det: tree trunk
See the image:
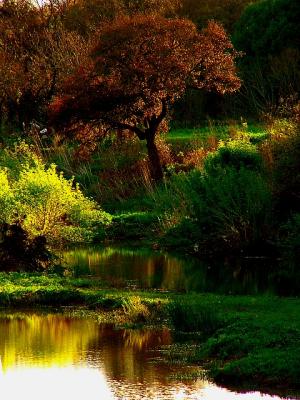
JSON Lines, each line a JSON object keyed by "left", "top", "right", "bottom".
{"left": 146, "top": 133, "right": 164, "bottom": 182}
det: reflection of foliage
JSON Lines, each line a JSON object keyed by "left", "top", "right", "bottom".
{"left": 0, "top": 311, "right": 175, "bottom": 395}
{"left": 0, "top": 313, "right": 101, "bottom": 371}
{"left": 123, "top": 328, "right": 171, "bottom": 350}
{"left": 61, "top": 246, "right": 187, "bottom": 290}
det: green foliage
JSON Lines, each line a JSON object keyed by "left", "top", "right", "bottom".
{"left": 122, "top": 295, "right": 151, "bottom": 324}
{"left": 233, "top": 0, "right": 300, "bottom": 58}
{"left": 0, "top": 169, "right": 14, "bottom": 223}
{"left": 199, "top": 318, "right": 300, "bottom": 387}
{"left": 156, "top": 164, "right": 272, "bottom": 254}
{"left": 0, "top": 143, "right": 111, "bottom": 243}
{"left": 204, "top": 140, "right": 263, "bottom": 173}
{"left": 195, "top": 167, "right": 272, "bottom": 249}
{"left": 159, "top": 217, "right": 201, "bottom": 252}
{"left": 263, "top": 122, "right": 300, "bottom": 215}
{"left": 232, "top": 0, "right": 300, "bottom": 116}
{"left": 167, "top": 294, "right": 300, "bottom": 388}
{"left": 108, "top": 212, "right": 159, "bottom": 240}
{"left": 281, "top": 213, "right": 300, "bottom": 260}
{"left": 215, "top": 348, "right": 300, "bottom": 387}
{"left": 128, "top": 134, "right": 273, "bottom": 253}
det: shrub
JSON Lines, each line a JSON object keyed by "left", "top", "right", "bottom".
{"left": 159, "top": 217, "right": 202, "bottom": 253}
{"left": 0, "top": 222, "right": 51, "bottom": 271}
{"left": 122, "top": 296, "right": 151, "bottom": 323}
{"left": 108, "top": 212, "right": 159, "bottom": 240}
{"left": 261, "top": 121, "right": 300, "bottom": 215}
{"left": 281, "top": 214, "right": 300, "bottom": 259}
{"left": 233, "top": 0, "right": 300, "bottom": 59}
{"left": 0, "top": 143, "right": 111, "bottom": 243}
{"left": 193, "top": 167, "right": 272, "bottom": 251}
{"left": 204, "top": 140, "right": 263, "bottom": 173}
{"left": 159, "top": 166, "right": 272, "bottom": 254}
{"left": 0, "top": 169, "right": 14, "bottom": 223}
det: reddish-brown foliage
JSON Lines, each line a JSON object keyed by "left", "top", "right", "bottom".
{"left": 0, "top": 0, "right": 88, "bottom": 126}
{"left": 50, "top": 14, "right": 241, "bottom": 180}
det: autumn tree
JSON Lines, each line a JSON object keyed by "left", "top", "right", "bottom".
{"left": 50, "top": 15, "right": 241, "bottom": 181}
{"left": 0, "top": 0, "right": 88, "bottom": 127}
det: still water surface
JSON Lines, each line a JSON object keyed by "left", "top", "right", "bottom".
{"left": 62, "top": 246, "right": 294, "bottom": 295}
{"left": 0, "top": 312, "right": 296, "bottom": 400}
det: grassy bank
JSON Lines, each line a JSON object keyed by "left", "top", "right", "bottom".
{"left": 0, "top": 271, "right": 299, "bottom": 391}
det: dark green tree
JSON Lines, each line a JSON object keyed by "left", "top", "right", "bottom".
{"left": 232, "top": 0, "right": 300, "bottom": 115}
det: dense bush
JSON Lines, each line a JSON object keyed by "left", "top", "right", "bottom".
{"left": 204, "top": 140, "right": 263, "bottom": 173}
{"left": 108, "top": 212, "right": 159, "bottom": 240}
{"left": 261, "top": 121, "right": 300, "bottom": 215}
{"left": 233, "top": 0, "right": 300, "bottom": 58}
{"left": 161, "top": 167, "right": 272, "bottom": 254}
{"left": 195, "top": 167, "right": 272, "bottom": 250}
{"left": 0, "top": 143, "right": 111, "bottom": 243}
{"left": 149, "top": 137, "right": 271, "bottom": 254}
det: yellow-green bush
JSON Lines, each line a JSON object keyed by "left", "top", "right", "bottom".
{"left": 0, "top": 145, "right": 111, "bottom": 242}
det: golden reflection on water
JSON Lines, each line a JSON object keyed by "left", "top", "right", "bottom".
{"left": 62, "top": 246, "right": 188, "bottom": 290}
{"left": 0, "top": 312, "right": 295, "bottom": 400}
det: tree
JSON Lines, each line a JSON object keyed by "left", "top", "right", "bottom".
{"left": 0, "top": 0, "right": 88, "bottom": 126}
{"left": 50, "top": 15, "right": 241, "bottom": 181}
{"left": 232, "top": 0, "right": 300, "bottom": 115}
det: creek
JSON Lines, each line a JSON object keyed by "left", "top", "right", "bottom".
{"left": 0, "top": 312, "right": 296, "bottom": 400}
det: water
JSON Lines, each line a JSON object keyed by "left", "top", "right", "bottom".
{"left": 0, "top": 312, "right": 296, "bottom": 400}
{"left": 61, "top": 246, "right": 295, "bottom": 295}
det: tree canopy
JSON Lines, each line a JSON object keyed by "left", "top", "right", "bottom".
{"left": 50, "top": 14, "right": 241, "bottom": 180}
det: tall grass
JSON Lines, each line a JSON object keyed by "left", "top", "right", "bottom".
{"left": 168, "top": 298, "right": 225, "bottom": 334}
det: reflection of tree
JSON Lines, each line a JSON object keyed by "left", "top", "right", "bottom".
{"left": 123, "top": 328, "right": 171, "bottom": 350}
{"left": 61, "top": 246, "right": 280, "bottom": 294}
{"left": 85, "top": 325, "right": 172, "bottom": 384}
{"left": 0, "top": 313, "right": 172, "bottom": 381}
{"left": 0, "top": 312, "right": 208, "bottom": 399}
{"left": 0, "top": 312, "right": 100, "bottom": 371}
{"left": 61, "top": 246, "right": 189, "bottom": 290}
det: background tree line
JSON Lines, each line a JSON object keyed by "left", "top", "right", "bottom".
{"left": 1, "top": 0, "right": 298, "bottom": 132}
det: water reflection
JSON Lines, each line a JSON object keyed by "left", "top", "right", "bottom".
{"left": 61, "top": 246, "right": 294, "bottom": 295}
{"left": 0, "top": 312, "right": 296, "bottom": 400}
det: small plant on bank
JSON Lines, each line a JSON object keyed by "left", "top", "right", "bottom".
{"left": 122, "top": 296, "right": 151, "bottom": 324}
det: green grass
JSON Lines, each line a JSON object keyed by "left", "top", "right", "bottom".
{"left": 167, "top": 126, "right": 227, "bottom": 140}
{"left": 0, "top": 271, "right": 299, "bottom": 389}
{"left": 166, "top": 126, "right": 228, "bottom": 151}
{"left": 167, "top": 124, "right": 269, "bottom": 147}
{"left": 165, "top": 294, "right": 300, "bottom": 390}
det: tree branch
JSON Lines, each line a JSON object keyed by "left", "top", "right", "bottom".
{"left": 149, "top": 98, "right": 168, "bottom": 135}
{"left": 110, "top": 121, "right": 146, "bottom": 140}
